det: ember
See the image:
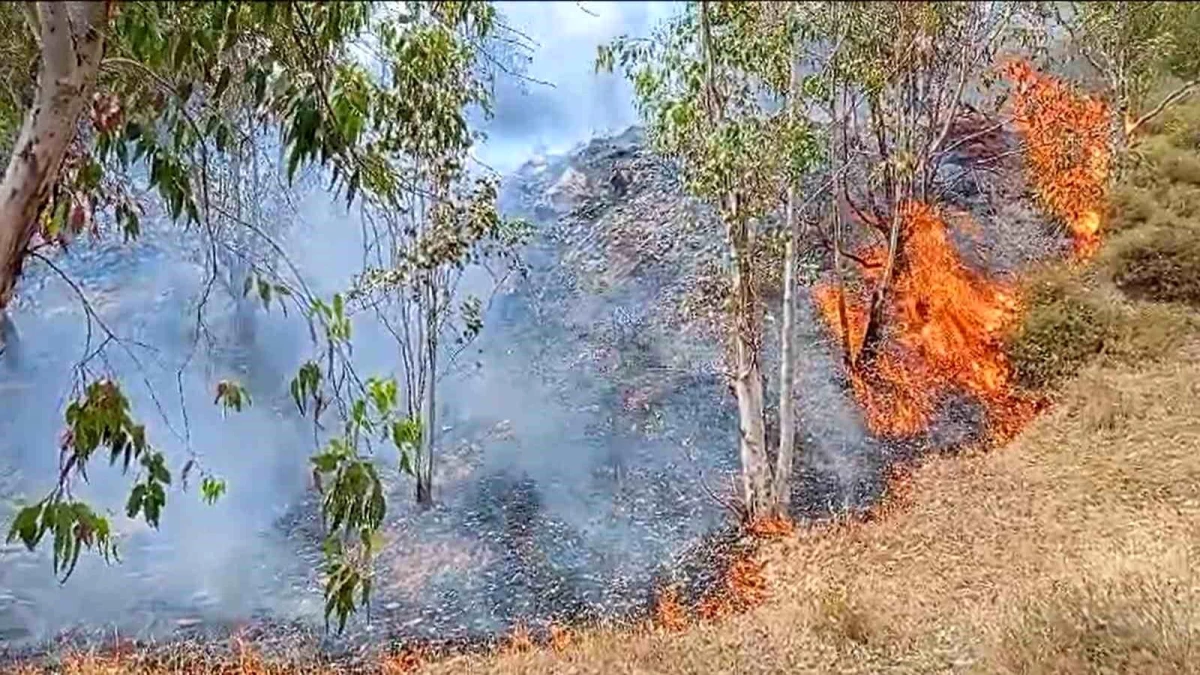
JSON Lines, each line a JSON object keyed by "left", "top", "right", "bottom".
{"left": 652, "top": 588, "right": 689, "bottom": 632}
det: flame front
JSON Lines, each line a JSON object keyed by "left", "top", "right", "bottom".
{"left": 816, "top": 202, "right": 1034, "bottom": 439}
{"left": 1002, "top": 60, "right": 1111, "bottom": 260}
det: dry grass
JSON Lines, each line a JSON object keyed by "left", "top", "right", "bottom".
{"left": 414, "top": 338, "right": 1200, "bottom": 675}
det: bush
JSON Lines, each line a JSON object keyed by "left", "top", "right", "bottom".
{"left": 1106, "top": 222, "right": 1200, "bottom": 307}
{"left": 1161, "top": 152, "right": 1200, "bottom": 186}
{"left": 1105, "top": 300, "right": 1195, "bottom": 362}
{"left": 1006, "top": 269, "right": 1115, "bottom": 391}
{"left": 1106, "top": 183, "right": 1163, "bottom": 235}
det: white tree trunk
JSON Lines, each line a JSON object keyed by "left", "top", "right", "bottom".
{"left": 0, "top": 2, "right": 108, "bottom": 315}
{"left": 772, "top": 38, "right": 805, "bottom": 518}
{"left": 416, "top": 279, "right": 436, "bottom": 508}
{"left": 727, "top": 193, "right": 771, "bottom": 519}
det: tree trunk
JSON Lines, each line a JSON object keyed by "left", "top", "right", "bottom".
{"left": 727, "top": 193, "right": 771, "bottom": 519}
{"left": 0, "top": 309, "right": 17, "bottom": 368}
{"left": 415, "top": 280, "right": 436, "bottom": 508}
{"left": 772, "top": 37, "right": 805, "bottom": 518}
{"left": 699, "top": 1, "right": 771, "bottom": 520}
{"left": 0, "top": 3, "right": 108, "bottom": 318}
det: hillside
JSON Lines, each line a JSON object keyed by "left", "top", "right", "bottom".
{"left": 421, "top": 336, "right": 1200, "bottom": 674}
{"left": 415, "top": 98, "right": 1200, "bottom": 675}
{"left": 5, "top": 56, "right": 1200, "bottom": 675}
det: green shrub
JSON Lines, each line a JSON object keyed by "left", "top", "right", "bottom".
{"left": 1162, "top": 152, "right": 1200, "bottom": 186}
{"left": 1106, "top": 223, "right": 1200, "bottom": 307}
{"left": 1006, "top": 269, "right": 1116, "bottom": 391}
{"left": 1106, "top": 183, "right": 1164, "bottom": 235}
{"left": 1007, "top": 263, "right": 1195, "bottom": 391}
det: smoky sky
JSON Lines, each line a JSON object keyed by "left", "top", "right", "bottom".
{"left": 475, "top": 1, "right": 680, "bottom": 174}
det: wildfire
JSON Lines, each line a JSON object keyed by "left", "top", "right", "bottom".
{"left": 816, "top": 202, "right": 1034, "bottom": 438}
{"left": 1002, "top": 60, "right": 1111, "bottom": 259}
{"left": 652, "top": 587, "right": 690, "bottom": 632}
{"left": 696, "top": 554, "right": 769, "bottom": 621}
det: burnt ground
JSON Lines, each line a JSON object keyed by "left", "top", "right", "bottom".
{"left": 0, "top": 125, "right": 1058, "bottom": 668}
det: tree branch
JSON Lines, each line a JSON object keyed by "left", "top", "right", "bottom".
{"left": 1127, "top": 78, "right": 1200, "bottom": 138}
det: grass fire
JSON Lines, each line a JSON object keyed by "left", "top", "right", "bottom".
{"left": 3, "top": 2, "right": 1200, "bottom": 674}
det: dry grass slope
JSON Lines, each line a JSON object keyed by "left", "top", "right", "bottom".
{"left": 425, "top": 338, "right": 1200, "bottom": 675}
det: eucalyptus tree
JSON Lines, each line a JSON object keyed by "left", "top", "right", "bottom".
{"left": 599, "top": 1, "right": 820, "bottom": 519}
{"left": 1, "top": 0, "right": 509, "bottom": 631}
{"left": 803, "top": 1, "right": 1015, "bottom": 366}
{"left": 1047, "top": 1, "right": 1200, "bottom": 151}
{"left": 353, "top": 179, "right": 529, "bottom": 507}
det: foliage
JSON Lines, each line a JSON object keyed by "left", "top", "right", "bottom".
{"left": 1051, "top": 2, "right": 1200, "bottom": 124}
{"left": 287, "top": 296, "right": 427, "bottom": 630}
{"left": 6, "top": 380, "right": 159, "bottom": 581}
{"left": 1107, "top": 223, "right": 1200, "bottom": 307}
{"left": 1006, "top": 269, "right": 1115, "bottom": 390}
{"left": 597, "top": 2, "right": 820, "bottom": 221}
{"left": 3, "top": 0, "right": 515, "bottom": 632}
{"left": 0, "top": 4, "right": 37, "bottom": 166}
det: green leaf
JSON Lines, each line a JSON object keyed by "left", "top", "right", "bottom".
{"left": 7, "top": 504, "right": 43, "bottom": 550}
{"left": 200, "top": 476, "right": 227, "bottom": 505}
{"left": 126, "top": 484, "right": 146, "bottom": 519}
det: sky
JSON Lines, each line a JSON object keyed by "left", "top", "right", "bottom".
{"left": 474, "top": 1, "right": 680, "bottom": 174}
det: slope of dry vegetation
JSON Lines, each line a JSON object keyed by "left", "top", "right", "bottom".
{"left": 416, "top": 338, "right": 1200, "bottom": 675}
{"left": 12, "top": 330, "right": 1199, "bottom": 675}
{"left": 410, "top": 101, "right": 1200, "bottom": 675}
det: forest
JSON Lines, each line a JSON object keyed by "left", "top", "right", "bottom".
{"left": 1, "top": 1, "right": 1200, "bottom": 673}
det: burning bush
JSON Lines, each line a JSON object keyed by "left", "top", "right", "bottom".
{"left": 816, "top": 202, "right": 1030, "bottom": 439}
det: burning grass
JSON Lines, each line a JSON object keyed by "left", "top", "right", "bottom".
{"left": 1003, "top": 60, "right": 1111, "bottom": 260}
{"left": 409, "top": 333, "right": 1200, "bottom": 675}
{"left": 815, "top": 202, "right": 1036, "bottom": 440}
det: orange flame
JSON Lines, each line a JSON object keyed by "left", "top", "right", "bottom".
{"left": 502, "top": 622, "right": 536, "bottom": 654}
{"left": 696, "top": 554, "right": 769, "bottom": 621}
{"left": 548, "top": 622, "right": 573, "bottom": 652}
{"left": 816, "top": 202, "right": 1035, "bottom": 438}
{"left": 382, "top": 645, "right": 429, "bottom": 674}
{"left": 1002, "top": 60, "right": 1111, "bottom": 259}
{"left": 746, "top": 515, "right": 796, "bottom": 539}
{"left": 653, "top": 587, "right": 690, "bottom": 631}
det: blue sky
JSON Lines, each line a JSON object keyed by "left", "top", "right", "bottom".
{"left": 474, "top": 1, "right": 679, "bottom": 174}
